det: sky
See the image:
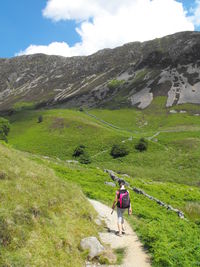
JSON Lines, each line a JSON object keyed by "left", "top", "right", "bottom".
{"left": 0, "top": 0, "right": 200, "bottom": 58}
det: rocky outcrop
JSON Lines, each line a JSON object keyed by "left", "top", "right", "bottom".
{"left": 1, "top": 31, "right": 200, "bottom": 111}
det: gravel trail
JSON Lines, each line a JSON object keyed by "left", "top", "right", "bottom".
{"left": 89, "top": 199, "right": 151, "bottom": 267}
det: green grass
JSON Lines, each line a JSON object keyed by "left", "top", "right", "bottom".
{"left": 114, "top": 248, "right": 126, "bottom": 265}
{"left": 0, "top": 143, "right": 99, "bottom": 267}
{"left": 90, "top": 97, "right": 200, "bottom": 134}
{"left": 34, "top": 156, "right": 200, "bottom": 267}
{"left": 7, "top": 105, "right": 200, "bottom": 187}
{"left": 8, "top": 109, "right": 127, "bottom": 160}
{"left": 107, "top": 79, "right": 125, "bottom": 89}
{"left": 13, "top": 101, "right": 36, "bottom": 111}
{"left": 4, "top": 102, "right": 200, "bottom": 265}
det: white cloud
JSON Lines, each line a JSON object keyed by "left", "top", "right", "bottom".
{"left": 17, "top": 42, "right": 83, "bottom": 57}
{"left": 189, "top": 0, "right": 200, "bottom": 26}
{"left": 17, "top": 0, "right": 194, "bottom": 57}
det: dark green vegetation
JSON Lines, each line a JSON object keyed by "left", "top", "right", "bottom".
{"left": 110, "top": 143, "right": 129, "bottom": 158}
{"left": 0, "top": 117, "right": 10, "bottom": 142}
{"left": 5, "top": 99, "right": 200, "bottom": 266}
{"left": 38, "top": 115, "right": 43, "bottom": 123}
{"left": 73, "top": 145, "right": 86, "bottom": 157}
{"left": 0, "top": 143, "right": 99, "bottom": 267}
{"left": 73, "top": 145, "right": 91, "bottom": 164}
{"left": 135, "top": 138, "right": 148, "bottom": 152}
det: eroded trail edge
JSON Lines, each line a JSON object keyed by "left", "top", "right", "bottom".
{"left": 89, "top": 199, "right": 151, "bottom": 267}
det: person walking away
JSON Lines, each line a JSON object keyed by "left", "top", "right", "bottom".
{"left": 112, "top": 179, "right": 132, "bottom": 236}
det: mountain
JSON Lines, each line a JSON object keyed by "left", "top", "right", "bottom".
{"left": 1, "top": 31, "right": 200, "bottom": 111}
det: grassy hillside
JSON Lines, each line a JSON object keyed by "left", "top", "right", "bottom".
{"left": 8, "top": 109, "right": 127, "bottom": 159}
{"left": 8, "top": 103, "right": 200, "bottom": 186}
{"left": 89, "top": 97, "right": 200, "bottom": 134}
{"left": 0, "top": 143, "right": 99, "bottom": 267}
{"left": 2, "top": 99, "right": 200, "bottom": 266}
{"left": 31, "top": 155, "right": 200, "bottom": 267}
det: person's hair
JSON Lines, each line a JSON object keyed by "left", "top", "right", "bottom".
{"left": 118, "top": 179, "right": 125, "bottom": 186}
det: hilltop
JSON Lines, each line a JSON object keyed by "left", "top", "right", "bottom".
{"left": 1, "top": 31, "right": 200, "bottom": 111}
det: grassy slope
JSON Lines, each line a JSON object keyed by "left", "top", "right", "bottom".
{"left": 32, "top": 156, "right": 200, "bottom": 267}
{"left": 5, "top": 99, "right": 200, "bottom": 266}
{"left": 0, "top": 143, "right": 98, "bottom": 267}
{"left": 9, "top": 109, "right": 127, "bottom": 159}
{"left": 8, "top": 102, "right": 200, "bottom": 186}
{"left": 89, "top": 98, "right": 200, "bottom": 186}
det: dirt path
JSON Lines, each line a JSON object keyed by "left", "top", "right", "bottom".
{"left": 89, "top": 199, "right": 151, "bottom": 267}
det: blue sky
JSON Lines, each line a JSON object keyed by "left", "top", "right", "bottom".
{"left": 0, "top": 1, "right": 80, "bottom": 57}
{"left": 0, "top": 0, "right": 200, "bottom": 58}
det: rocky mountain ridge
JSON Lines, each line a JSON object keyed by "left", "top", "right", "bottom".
{"left": 1, "top": 31, "right": 200, "bottom": 111}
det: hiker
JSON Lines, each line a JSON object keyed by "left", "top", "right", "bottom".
{"left": 112, "top": 179, "right": 132, "bottom": 236}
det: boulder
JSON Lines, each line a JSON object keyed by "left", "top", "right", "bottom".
{"left": 104, "top": 181, "right": 116, "bottom": 187}
{"left": 80, "top": 237, "right": 104, "bottom": 259}
{"left": 66, "top": 160, "right": 79, "bottom": 164}
{"left": 169, "top": 110, "right": 177, "bottom": 114}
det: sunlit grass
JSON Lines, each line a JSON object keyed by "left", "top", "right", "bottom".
{"left": 0, "top": 143, "right": 99, "bottom": 266}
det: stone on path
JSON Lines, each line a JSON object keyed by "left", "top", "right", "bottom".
{"left": 80, "top": 237, "right": 104, "bottom": 259}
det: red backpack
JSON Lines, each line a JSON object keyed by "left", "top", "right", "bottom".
{"left": 117, "top": 189, "right": 130, "bottom": 209}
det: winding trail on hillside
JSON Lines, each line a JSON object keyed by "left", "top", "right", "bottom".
{"left": 84, "top": 110, "right": 169, "bottom": 152}
{"left": 84, "top": 111, "right": 130, "bottom": 132}
{"left": 89, "top": 199, "right": 151, "bottom": 267}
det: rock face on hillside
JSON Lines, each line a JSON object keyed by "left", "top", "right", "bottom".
{"left": 1, "top": 31, "right": 200, "bottom": 111}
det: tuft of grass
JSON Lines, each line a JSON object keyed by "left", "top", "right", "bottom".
{"left": 107, "top": 79, "right": 125, "bottom": 89}
{"left": 114, "top": 248, "right": 126, "bottom": 265}
{"left": 184, "top": 202, "right": 200, "bottom": 224}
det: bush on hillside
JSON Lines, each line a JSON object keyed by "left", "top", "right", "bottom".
{"left": 79, "top": 152, "right": 91, "bottom": 164}
{"left": 73, "top": 145, "right": 86, "bottom": 157}
{"left": 135, "top": 138, "right": 148, "bottom": 152}
{"left": 73, "top": 145, "right": 91, "bottom": 164}
{"left": 0, "top": 118, "right": 10, "bottom": 143}
{"left": 38, "top": 115, "right": 43, "bottom": 123}
{"left": 110, "top": 144, "right": 129, "bottom": 158}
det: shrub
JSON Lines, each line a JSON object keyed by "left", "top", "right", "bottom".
{"left": 107, "top": 79, "right": 124, "bottom": 90}
{"left": 110, "top": 144, "right": 129, "bottom": 158}
{"left": 38, "top": 115, "right": 43, "bottom": 123}
{"left": 79, "top": 152, "right": 91, "bottom": 164}
{"left": 0, "top": 118, "right": 10, "bottom": 143}
{"left": 135, "top": 138, "right": 148, "bottom": 152}
{"left": 73, "top": 145, "right": 86, "bottom": 157}
{"left": 0, "top": 171, "right": 6, "bottom": 180}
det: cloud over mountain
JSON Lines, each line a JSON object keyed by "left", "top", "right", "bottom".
{"left": 18, "top": 0, "right": 194, "bottom": 57}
